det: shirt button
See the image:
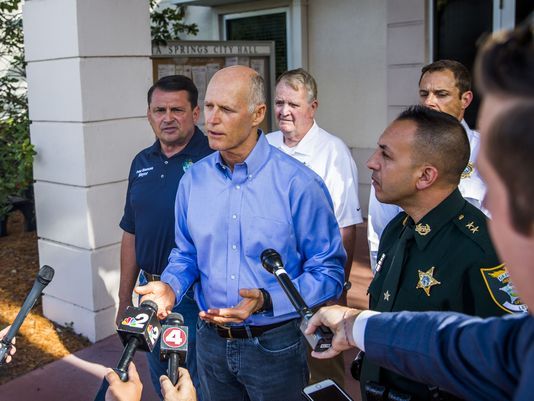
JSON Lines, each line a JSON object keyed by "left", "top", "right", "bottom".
{"left": 232, "top": 244, "right": 237, "bottom": 250}
{"left": 160, "top": 174, "right": 164, "bottom": 178}
{"left": 230, "top": 275, "right": 236, "bottom": 280}
{"left": 236, "top": 185, "right": 241, "bottom": 189}
{"left": 232, "top": 214, "right": 237, "bottom": 219}
{"left": 164, "top": 161, "right": 168, "bottom": 164}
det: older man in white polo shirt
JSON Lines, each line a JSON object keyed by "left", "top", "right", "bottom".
{"left": 267, "top": 68, "right": 363, "bottom": 387}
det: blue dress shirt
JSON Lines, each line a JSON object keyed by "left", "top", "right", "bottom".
{"left": 161, "top": 133, "right": 346, "bottom": 326}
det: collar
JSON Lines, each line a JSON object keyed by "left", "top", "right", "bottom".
{"left": 279, "top": 120, "right": 319, "bottom": 157}
{"left": 412, "top": 188, "right": 466, "bottom": 250}
{"left": 149, "top": 126, "right": 204, "bottom": 158}
{"left": 215, "top": 130, "right": 267, "bottom": 178}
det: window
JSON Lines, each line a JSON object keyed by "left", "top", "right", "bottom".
{"left": 224, "top": 9, "right": 288, "bottom": 79}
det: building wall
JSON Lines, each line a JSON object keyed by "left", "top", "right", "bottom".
{"left": 178, "top": 0, "right": 393, "bottom": 215}
{"left": 308, "top": 0, "right": 388, "bottom": 215}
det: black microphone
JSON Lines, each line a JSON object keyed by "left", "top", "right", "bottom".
{"left": 160, "top": 312, "right": 189, "bottom": 386}
{"left": 260, "top": 249, "right": 333, "bottom": 353}
{"left": 115, "top": 300, "right": 161, "bottom": 381}
{"left": 0, "top": 265, "right": 55, "bottom": 365}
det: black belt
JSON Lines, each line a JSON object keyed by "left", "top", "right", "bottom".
{"left": 212, "top": 319, "right": 292, "bottom": 339}
{"left": 142, "top": 271, "right": 161, "bottom": 282}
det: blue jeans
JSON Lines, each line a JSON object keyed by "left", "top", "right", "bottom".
{"left": 196, "top": 319, "right": 309, "bottom": 401}
{"left": 144, "top": 288, "right": 201, "bottom": 400}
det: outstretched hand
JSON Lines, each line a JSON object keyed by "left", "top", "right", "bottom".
{"left": 305, "top": 305, "right": 361, "bottom": 359}
{"left": 199, "top": 288, "right": 264, "bottom": 324}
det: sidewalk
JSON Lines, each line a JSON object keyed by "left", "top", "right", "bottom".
{"left": 0, "top": 224, "right": 372, "bottom": 401}
{"left": 0, "top": 334, "right": 159, "bottom": 401}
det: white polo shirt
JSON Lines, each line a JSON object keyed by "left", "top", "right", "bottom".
{"left": 367, "top": 119, "right": 488, "bottom": 271}
{"left": 267, "top": 122, "right": 363, "bottom": 228}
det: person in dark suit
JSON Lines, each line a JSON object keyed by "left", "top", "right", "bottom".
{"left": 307, "top": 19, "right": 534, "bottom": 401}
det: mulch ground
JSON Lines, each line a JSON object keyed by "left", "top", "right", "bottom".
{"left": 0, "top": 211, "right": 90, "bottom": 384}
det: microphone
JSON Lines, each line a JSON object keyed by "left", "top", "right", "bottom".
{"left": 115, "top": 300, "right": 161, "bottom": 381}
{"left": 0, "top": 265, "right": 55, "bottom": 365}
{"left": 160, "top": 312, "right": 189, "bottom": 386}
{"left": 260, "top": 249, "right": 333, "bottom": 353}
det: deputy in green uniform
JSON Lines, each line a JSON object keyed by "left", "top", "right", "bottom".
{"left": 361, "top": 105, "right": 526, "bottom": 401}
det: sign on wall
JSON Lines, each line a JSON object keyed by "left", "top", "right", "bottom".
{"left": 152, "top": 40, "right": 276, "bottom": 132}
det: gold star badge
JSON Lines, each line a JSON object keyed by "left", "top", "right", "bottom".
{"left": 383, "top": 290, "right": 391, "bottom": 301}
{"left": 415, "top": 223, "right": 431, "bottom": 236}
{"left": 416, "top": 266, "right": 441, "bottom": 296}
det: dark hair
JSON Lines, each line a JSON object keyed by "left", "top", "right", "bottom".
{"left": 420, "top": 60, "right": 472, "bottom": 96}
{"left": 475, "top": 18, "right": 534, "bottom": 97}
{"left": 487, "top": 102, "right": 534, "bottom": 235}
{"left": 147, "top": 75, "right": 199, "bottom": 108}
{"left": 396, "top": 105, "right": 469, "bottom": 185}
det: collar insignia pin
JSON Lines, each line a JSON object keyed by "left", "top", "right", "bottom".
{"left": 415, "top": 223, "right": 431, "bottom": 236}
{"left": 416, "top": 266, "right": 441, "bottom": 296}
{"left": 461, "top": 162, "right": 474, "bottom": 179}
{"left": 383, "top": 290, "right": 391, "bottom": 301}
{"left": 466, "top": 221, "right": 479, "bottom": 234}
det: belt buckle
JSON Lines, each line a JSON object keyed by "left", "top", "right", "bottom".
{"left": 217, "top": 324, "right": 233, "bottom": 339}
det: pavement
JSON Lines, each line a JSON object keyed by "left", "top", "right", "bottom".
{"left": 0, "top": 224, "right": 372, "bottom": 401}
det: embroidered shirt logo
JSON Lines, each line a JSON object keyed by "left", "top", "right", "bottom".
{"left": 136, "top": 167, "right": 154, "bottom": 177}
{"left": 182, "top": 159, "right": 194, "bottom": 173}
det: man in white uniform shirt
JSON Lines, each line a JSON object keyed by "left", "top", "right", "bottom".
{"left": 368, "top": 60, "right": 487, "bottom": 270}
{"left": 267, "top": 68, "right": 362, "bottom": 386}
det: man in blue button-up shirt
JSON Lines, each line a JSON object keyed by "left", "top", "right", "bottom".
{"left": 137, "top": 65, "right": 345, "bottom": 401}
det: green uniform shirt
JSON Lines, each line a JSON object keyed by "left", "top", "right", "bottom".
{"left": 361, "top": 188, "right": 527, "bottom": 400}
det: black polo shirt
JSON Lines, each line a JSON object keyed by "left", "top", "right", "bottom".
{"left": 120, "top": 127, "right": 213, "bottom": 274}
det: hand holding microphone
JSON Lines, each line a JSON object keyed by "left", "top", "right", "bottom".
{"left": 160, "top": 313, "right": 189, "bottom": 386}
{"left": 115, "top": 300, "right": 162, "bottom": 381}
{"left": 260, "top": 249, "right": 334, "bottom": 353}
{"left": 0, "top": 326, "right": 15, "bottom": 363}
{"left": 94, "top": 300, "right": 163, "bottom": 401}
{"left": 0, "top": 265, "right": 55, "bottom": 365}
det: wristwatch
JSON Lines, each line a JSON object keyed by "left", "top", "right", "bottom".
{"left": 343, "top": 281, "right": 352, "bottom": 292}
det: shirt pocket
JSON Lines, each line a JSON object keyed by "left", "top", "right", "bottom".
{"left": 242, "top": 216, "right": 292, "bottom": 264}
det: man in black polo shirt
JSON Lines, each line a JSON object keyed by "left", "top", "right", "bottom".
{"left": 118, "top": 75, "right": 213, "bottom": 398}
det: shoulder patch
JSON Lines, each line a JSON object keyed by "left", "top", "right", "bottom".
{"left": 480, "top": 265, "right": 528, "bottom": 314}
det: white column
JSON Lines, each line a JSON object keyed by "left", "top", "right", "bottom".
{"left": 23, "top": 0, "right": 154, "bottom": 342}
{"left": 386, "top": 0, "right": 427, "bottom": 123}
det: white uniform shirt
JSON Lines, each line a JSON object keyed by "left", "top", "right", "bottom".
{"left": 267, "top": 122, "right": 363, "bottom": 228}
{"left": 367, "top": 119, "right": 487, "bottom": 271}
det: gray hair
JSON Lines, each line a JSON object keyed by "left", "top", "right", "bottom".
{"left": 276, "top": 68, "right": 318, "bottom": 104}
{"left": 248, "top": 73, "right": 266, "bottom": 113}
